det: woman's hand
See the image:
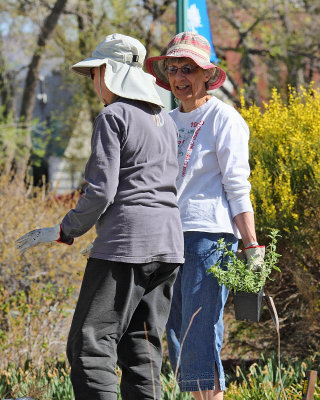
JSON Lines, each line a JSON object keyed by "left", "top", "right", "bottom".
{"left": 16, "top": 224, "right": 73, "bottom": 255}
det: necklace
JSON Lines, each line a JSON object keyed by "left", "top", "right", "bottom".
{"left": 181, "top": 121, "right": 204, "bottom": 177}
{"left": 180, "top": 96, "right": 210, "bottom": 177}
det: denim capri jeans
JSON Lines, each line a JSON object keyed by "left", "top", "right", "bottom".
{"left": 166, "top": 231, "right": 238, "bottom": 392}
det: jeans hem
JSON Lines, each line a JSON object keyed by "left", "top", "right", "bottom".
{"left": 179, "top": 378, "right": 226, "bottom": 392}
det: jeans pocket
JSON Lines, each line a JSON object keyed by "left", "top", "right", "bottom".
{"left": 184, "top": 232, "right": 221, "bottom": 258}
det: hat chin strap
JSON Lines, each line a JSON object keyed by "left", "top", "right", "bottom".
{"left": 98, "top": 67, "right": 103, "bottom": 102}
{"left": 98, "top": 66, "right": 118, "bottom": 106}
{"left": 98, "top": 66, "right": 107, "bottom": 105}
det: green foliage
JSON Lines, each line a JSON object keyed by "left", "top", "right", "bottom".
{"left": 30, "top": 121, "right": 53, "bottom": 167}
{"left": 0, "top": 355, "right": 318, "bottom": 399}
{"left": 0, "top": 112, "right": 30, "bottom": 172}
{"left": 160, "top": 370, "right": 193, "bottom": 399}
{"left": 224, "top": 353, "right": 320, "bottom": 399}
{"left": 0, "top": 111, "right": 52, "bottom": 172}
{"left": 0, "top": 361, "right": 73, "bottom": 400}
{"left": 207, "top": 230, "right": 281, "bottom": 293}
{"left": 0, "top": 282, "right": 74, "bottom": 365}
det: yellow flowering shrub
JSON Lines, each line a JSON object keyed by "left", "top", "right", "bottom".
{"left": 238, "top": 86, "right": 320, "bottom": 356}
{"left": 241, "top": 86, "right": 320, "bottom": 234}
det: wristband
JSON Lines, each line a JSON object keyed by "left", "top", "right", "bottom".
{"left": 57, "top": 225, "right": 74, "bottom": 245}
{"left": 245, "top": 241, "right": 259, "bottom": 248}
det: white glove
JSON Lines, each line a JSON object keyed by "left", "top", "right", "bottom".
{"left": 80, "top": 242, "right": 94, "bottom": 258}
{"left": 243, "top": 246, "right": 265, "bottom": 271}
{"left": 16, "top": 224, "right": 72, "bottom": 255}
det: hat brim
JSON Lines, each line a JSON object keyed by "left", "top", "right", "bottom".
{"left": 71, "top": 57, "right": 164, "bottom": 107}
{"left": 145, "top": 55, "right": 226, "bottom": 91}
{"left": 70, "top": 57, "right": 108, "bottom": 77}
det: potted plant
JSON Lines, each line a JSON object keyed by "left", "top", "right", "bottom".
{"left": 207, "top": 230, "right": 281, "bottom": 322}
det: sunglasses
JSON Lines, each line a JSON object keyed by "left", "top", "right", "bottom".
{"left": 166, "top": 65, "right": 199, "bottom": 76}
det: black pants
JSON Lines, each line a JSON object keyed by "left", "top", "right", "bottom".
{"left": 67, "top": 258, "right": 179, "bottom": 400}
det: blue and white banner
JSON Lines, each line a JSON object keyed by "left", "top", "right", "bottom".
{"left": 187, "top": 0, "right": 218, "bottom": 63}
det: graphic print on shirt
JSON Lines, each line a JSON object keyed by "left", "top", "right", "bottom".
{"left": 177, "top": 121, "right": 204, "bottom": 178}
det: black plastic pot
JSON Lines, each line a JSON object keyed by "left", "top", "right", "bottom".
{"left": 233, "top": 289, "right": 264, "bottom": 322}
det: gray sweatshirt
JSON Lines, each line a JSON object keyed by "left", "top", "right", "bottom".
{"left": 61, "top": 98, "right": 184, "bottom": 264}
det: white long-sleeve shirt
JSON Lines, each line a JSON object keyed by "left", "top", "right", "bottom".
{"left": 170, "top": 96, "right": 253, "bottom": 239}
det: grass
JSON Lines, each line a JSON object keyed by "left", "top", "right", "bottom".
{"left": 224, "top": 353, "right": 319, "bottom": 399}
{"left": 0, "top": 354, "right": 318, "bottom": 399}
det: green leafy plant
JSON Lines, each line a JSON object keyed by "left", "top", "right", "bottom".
{"left": 224, "top": 353, "right": 320, "bottom": 399}
{"left": 160, "top": 370, "right": 193, "bottom": 400}
{"left": 207, "top": 230, "right": 281, "bottom": 293}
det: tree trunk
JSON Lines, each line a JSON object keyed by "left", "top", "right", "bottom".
{"left": 19, "top": 0, "right": 68, "bottom": 126}
{"left": 240, "top": 50, "right": 260, "bottom": 105}
{"left": 17, "top": 0, "right": 68, "bottom": 178}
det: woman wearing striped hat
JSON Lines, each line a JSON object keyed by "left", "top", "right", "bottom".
{"left": 146, "top": 32, "right": 265, "bottom": 400}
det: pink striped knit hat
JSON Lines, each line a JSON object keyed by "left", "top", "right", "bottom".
{"left": 145, "top": 31, "right": 226, "bottom": 91}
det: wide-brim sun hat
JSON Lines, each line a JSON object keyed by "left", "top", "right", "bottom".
{"left": 71, "top": 33, "right": 164, "bottom": 107}
{"left": 145, "top": 31, "right": 226, "bottom": 91}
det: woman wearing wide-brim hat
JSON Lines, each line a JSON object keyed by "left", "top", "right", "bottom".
{"left": 146, "top": 31, "right": 265, "bottom": 400}
{"left": 17, "top": 33, "right": 184, "bottom": 400}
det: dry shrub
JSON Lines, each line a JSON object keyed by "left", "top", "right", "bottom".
{"left": 0, "top": 172, "right": 95, "bottom": 368}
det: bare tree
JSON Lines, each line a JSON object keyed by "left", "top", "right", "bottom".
{"left": 6, "top": 0, "right": 67, "bottom": 177}
{"left": 141, "top": 0, "right": 175, "bottom": 56}
{"left": 208, "top": 0, "right": 320, "bottom": 103}
{"left": 19, "top": 0, "right": 68, "bottom": 127}
{"left": 2, "top": 0, "right": 176, "bottom": 177}
{"left": 53, "top": 0, "right": 176, "bottom": 124}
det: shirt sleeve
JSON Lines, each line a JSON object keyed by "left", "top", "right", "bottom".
{"left": 61, "top": 112, "right": 122, "bottom": 238}
{"left": 215, "top": 108, "right": 254, "bottom": 218}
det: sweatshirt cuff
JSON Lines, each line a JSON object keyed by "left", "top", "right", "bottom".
{"left": 57, "top": 225, "right": 74, "bottom": 245}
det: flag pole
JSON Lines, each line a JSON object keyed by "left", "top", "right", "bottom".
{"left": 176, "top": 0, "right": 188, "bottom": 33}
{"left": 172, "top": 0, "right": 188, "bottom": 109}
